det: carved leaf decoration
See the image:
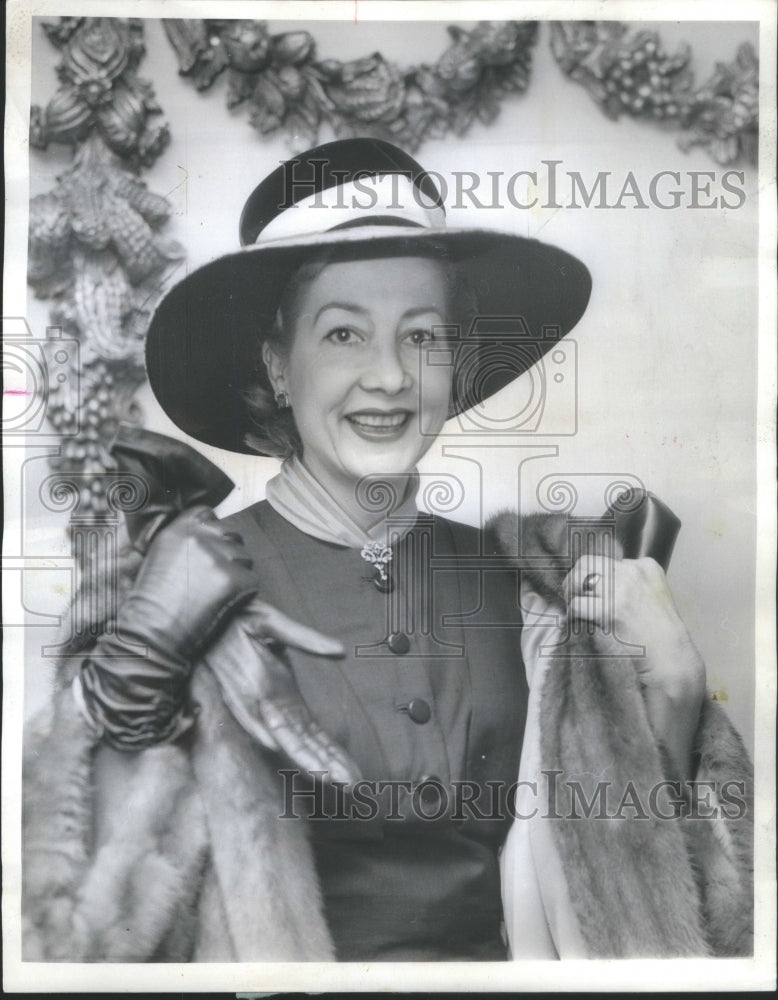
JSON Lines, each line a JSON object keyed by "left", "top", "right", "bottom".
{"left": 95, "top": 78, "right": 154, "bottom": 158}
{"left": 323, "top": 55, "right": 406, "bottom": 125}
{"left": 31, "top": 18, "right": 170, "bottom": 168}
{"left": 62, "top": 18, "right": 130, "bottom": 102}
{"left": 678, "top": 41, "right": 758, "bottom": 165}
{"left": 72, "top": 248, "right": 136, "bottom": 360}
{"left": 272, "top": 31, "right": 315, "bottom": 66}
{"left": 29, "top": 18, "right": 183, "bottom": 516}
{"left": 28, "top": 194, "right": 73, "bottom": 289}
{"left": 163, "top": 19, "right": 540, "bottom": 151}
{"left": 29, "top": 127, "right": 183, "bottom": 513}
{"left": 220, "top": 20, "right": 271, "bottom": 73}
{"left": 41, "top": 17, "right": 85, "bottom": 48}
{"left": 31, "top": 84, "right": 92, "bottom": 147}
{"left": 550, "top": 21, "right": 758, "bottom": 165}
{"left": 112, "top": 175, "right": 171, "bottom": 227}
{"left": 108, "top": 198, "right": 178, "bottom": 285}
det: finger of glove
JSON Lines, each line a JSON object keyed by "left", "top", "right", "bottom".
{"left": 202, "top": 627, "right": 358, "bottom": 782}
{"left": 218, "top": 680, "right": 280, "bottom": 753}
{"left": 216, "top": 531, "right": 255, "bottom": 568}
{"left": 264, "top": 698, "right": 361, "bottom": 785}
{"left": 198, "top": 537, "right": 254, "bottom": 571}
{"left": 160, "top": 508, "right": 249, "bottom": 562}
{"left": 226, "top": 691, "right": 359, "bottom": 787}
{"left": 242, "top": 598, "right": 344, "bottom": 656}
{"left": 140, "top": 514, "right": 254, "bottom": 580}
{"left": 189, "top": 585, "right": 261, "bottom": 652}
{"left": 157, "top": 505, "right": 218, "bottom": 539}
{"left": 190, "top": 522, "right": 255, "bottom": 566}
{"left": 188, "top": 504, "right": 218, "bottom": 526}
{"left": 202, "top": 631, "right": 282, "bottom": 751}
{"left": 182, "top": 523, "right": 258, "bottom": 586}
{"left": 203, "top": 623, "right": 296, "bottom": 710}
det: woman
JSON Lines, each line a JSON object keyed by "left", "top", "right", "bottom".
{"left": 23, "top": 139, "right": 752, "bottom": 962}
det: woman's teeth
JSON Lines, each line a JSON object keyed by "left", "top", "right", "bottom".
{"left": 346, "top": 412, "right": 409, "bottom": 431}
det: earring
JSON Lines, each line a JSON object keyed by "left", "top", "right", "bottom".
{"left": 275, "top": 390, "right": 290, "bottom": 409}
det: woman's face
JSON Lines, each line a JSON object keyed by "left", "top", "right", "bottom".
{"left": 266, "top": 255, "right": 453, "bottom": 503}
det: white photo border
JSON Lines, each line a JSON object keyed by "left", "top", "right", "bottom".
{"left": 3, "top": 0, "right": 776, "bottom": 992}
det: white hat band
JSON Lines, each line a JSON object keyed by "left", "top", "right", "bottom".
{"left": 254, "top": 173, "right": 447, "bottom": 245}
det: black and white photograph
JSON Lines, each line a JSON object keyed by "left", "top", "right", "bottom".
{"left": 3, "top": 0, "right": 776, "bottom": 992}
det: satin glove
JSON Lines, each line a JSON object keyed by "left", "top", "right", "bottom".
{"left": 564, "top": 554, "right": 706, "bottom": 782}
{"left": 77, "top": 505, "right": 260, "bottom": 749}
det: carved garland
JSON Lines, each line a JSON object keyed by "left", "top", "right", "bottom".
{"left": 162, "top": 19, "right": 539, "bottom": 150}
{"left": 29, "top": 18, "right": 183, "bottom": 520}
{"left": 549, "top": 23, "right": 758, "bottom": 167}
{"left": 27, "top": 18, "right": 758, "bottom": 524}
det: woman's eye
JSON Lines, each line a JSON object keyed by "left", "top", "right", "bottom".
{"left": 406, "top": 328, "right": 433, "bottom": 345}
{"left": 325, "top": 326, "right": 360, "bottom": 345}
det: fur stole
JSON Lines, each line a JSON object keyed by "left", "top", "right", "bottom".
{"left": 22, "top": 536, "right": 333, "bottom": 962}
{"left": 22, "top": 514, "right": 753, "bottom": 961}
{"left": 490, "top": 511, "right": 754, "bottom": 958}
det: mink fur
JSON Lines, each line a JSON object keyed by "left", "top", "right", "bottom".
{"left": 487, "top": 509, "right": 754, "bottom": 957}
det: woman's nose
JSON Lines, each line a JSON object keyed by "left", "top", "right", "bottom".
{"left": 359, "top": 337, "right": 412, "bottom": 395}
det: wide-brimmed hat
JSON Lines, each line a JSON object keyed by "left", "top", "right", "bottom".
{"left": 146, "top": 138, "right": 591, "bottom": 455}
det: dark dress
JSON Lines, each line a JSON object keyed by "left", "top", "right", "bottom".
{"left": 222, "top": 501, "right": 529, "bottom": 961}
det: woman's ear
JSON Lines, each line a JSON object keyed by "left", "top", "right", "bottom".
{"left": 262, "top": 341, "right": 287, "bottom": 394}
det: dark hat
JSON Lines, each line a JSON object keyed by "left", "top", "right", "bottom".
{"left": 146, "top": 138, "right": 591, "bottom": 455}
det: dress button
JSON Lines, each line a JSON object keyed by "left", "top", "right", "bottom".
{"left": 407, "top": 698, "right": 431, "bottom": 724}
{"left": 373, "top": 570, "right": 394, "bottom": 593}
{"left": 387, "top": 632, "right": 410, "bottom": 654}
{"left": 416, "top": 775, "right": 444, "bottom": 812}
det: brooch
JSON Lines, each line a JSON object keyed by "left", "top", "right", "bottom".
{"left": 360, "top": 541, "right": 393, "bottom": 582}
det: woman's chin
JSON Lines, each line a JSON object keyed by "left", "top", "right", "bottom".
{"left": 341, "top": 445, "right": 421, "bottom": 483}
{"left": 336, "top": 430, "right": 420, "bottom": 474}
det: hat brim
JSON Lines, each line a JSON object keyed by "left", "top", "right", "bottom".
{"left": 145, "top": 226, "right": 591, "bottom": 455}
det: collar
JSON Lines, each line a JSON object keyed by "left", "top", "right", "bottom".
{"left": 265, "top": 455, "right": 420, "bottom": 552}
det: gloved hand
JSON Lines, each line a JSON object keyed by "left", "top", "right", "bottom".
{"left": 77, "top": 504, "right": 260, "bottom": 749}
{"left": 116, "top": 504, "right": 260, "bottom": 662}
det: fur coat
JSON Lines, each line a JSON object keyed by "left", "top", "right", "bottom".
{"left": 22, "top": 513, "right": 754, "bottom": 962}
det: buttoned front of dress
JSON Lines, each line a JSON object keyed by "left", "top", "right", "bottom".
{"left": 222, "top": 500, "right": 528, "bottom": 960}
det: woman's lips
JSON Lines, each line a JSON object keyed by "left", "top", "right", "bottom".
{"left": 345, "top": 410, "right": 412, "bottom": 438}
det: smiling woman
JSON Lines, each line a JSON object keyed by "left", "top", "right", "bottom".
{"left": 259, "top": 255, "right": 453, "bottom": 524}
{"left": 22, "top": 137, "right": 753, "bottom": 963}
{"left": 243, "top": 248, "right": 475, "bottom": 468}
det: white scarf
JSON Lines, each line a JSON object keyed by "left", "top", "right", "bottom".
{"left": 265, "top": 455, "right": 419, "bottom": 579}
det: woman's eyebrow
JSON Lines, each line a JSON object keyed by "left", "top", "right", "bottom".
{"left": 402, "top": 306, "right": 446, "bottom": 321}
{"left": 313, "top": 302, "right": 370, "bottom": 323}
